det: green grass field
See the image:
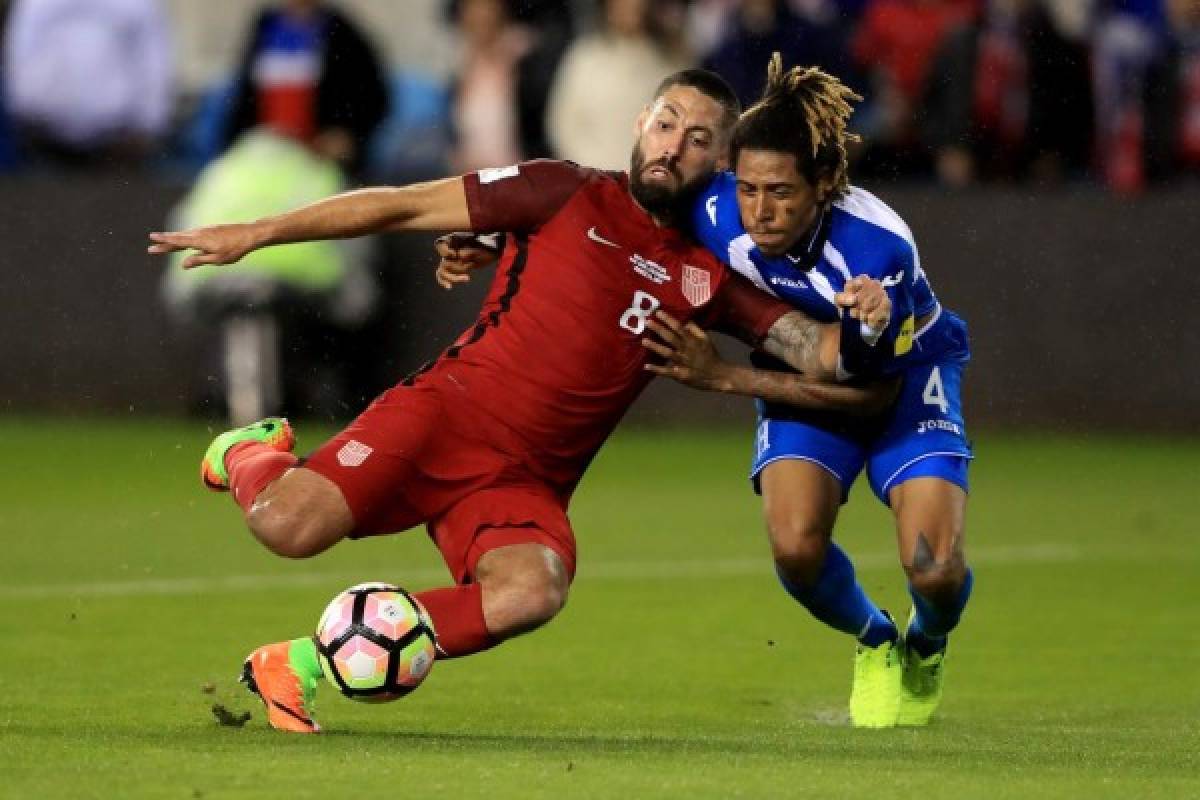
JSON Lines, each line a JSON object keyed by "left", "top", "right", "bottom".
{"left": 1, "top": 418, "right": 1197, "bottom": 799}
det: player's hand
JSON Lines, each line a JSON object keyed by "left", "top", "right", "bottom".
{"left": 147, "top": 223, "right": 262, "bottom": 269}
{"left": 434, "top": 233, "right": 500, "bottom": 290}
{"left": 641, "top": 310, "right": 732, "bottom": 390}
{"left": 835, "top": 275, "right": 891, "bottom": 335}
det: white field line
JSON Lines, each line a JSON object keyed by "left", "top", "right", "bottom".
{"left": 0, "top": 543, "right": 1079, "bottom": 600}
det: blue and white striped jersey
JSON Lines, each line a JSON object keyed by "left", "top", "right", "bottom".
{"left": 693, "top": 172, "right": 969, "bottom": 378}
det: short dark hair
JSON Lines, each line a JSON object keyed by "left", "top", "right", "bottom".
{"left": 652, "top": 69, "right": 741, "bottom": 136}
{"left": 731, "top": 54, "right": 861, "bottom": 198}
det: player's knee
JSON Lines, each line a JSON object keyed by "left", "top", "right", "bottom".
{"left": 482, "top": 583, "right": 566, "bottom": 639}
{"left": 905, "top": 552, "right": 968, "bottom": 601}
{"left": 509, "top": 577, "right": 568, "bottom": 629}
{"left": 477, "top": 546, "right": 570, "bottom": 638}
{"left": 766, "top": 514, "right": 831, "bottom": 584}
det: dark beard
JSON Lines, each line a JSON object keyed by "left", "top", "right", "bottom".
{"left": 629, "top": 145, "right": 708, "bottom": 227}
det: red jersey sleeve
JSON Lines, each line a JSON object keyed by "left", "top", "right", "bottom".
{"left": 463, "top": 159, "right": 592, "bottom": 233}
{"left": 702, "top": 271, "right": 792, "bottom": 345}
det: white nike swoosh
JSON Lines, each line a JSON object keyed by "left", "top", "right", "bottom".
{"left": 587, "top": 227, "right": 621, "bottom": 248}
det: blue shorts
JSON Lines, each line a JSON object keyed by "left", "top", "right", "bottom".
{"left": 751, "top": 360, "right": 973, "bottom": 505}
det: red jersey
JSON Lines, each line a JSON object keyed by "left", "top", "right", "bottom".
{"left": 405, "top": 160, "right": 791, "bottom": 491}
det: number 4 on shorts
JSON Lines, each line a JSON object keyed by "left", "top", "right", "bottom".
{"left": 922, "top": 366, "right": 948, "bottom": 414}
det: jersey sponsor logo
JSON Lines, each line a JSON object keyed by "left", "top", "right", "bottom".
{"left": 894, "top": 314, "right": 915, "bottom": 356}
{"left": 682, "top": 265, "right": 712, "bottom": 306}
{"left": 768, "top": 275, "right": 809, "bottom": 291}
{"left": 478, "top": 165, "right": 519, "bottom": 184}
{"left": 917, "top": 419, "right": 962, "bottom": 435}
{"left": 705, "top": 195, "right": 718, "bottom": 226}
{"left": 336, "top": 440, "right": 373, "bottom": 467}
{"left": 630, "top": 253, "right": 671, "bottom": 284}
{"left": 587, "top": 226, "right": 621, "bottom": 248}
{"left": 881, "top": 270, "right": 905, "bottom": 288}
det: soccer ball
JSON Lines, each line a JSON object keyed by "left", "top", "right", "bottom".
{"left": 315, "top": 582, "right": 438, "bottom": 702}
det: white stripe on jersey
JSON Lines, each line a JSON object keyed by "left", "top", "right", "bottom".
{"left": 822, "top": 242, "right": 854, "bottom": 282}
{"left": 915, "top": 303, "right": 942, "bottom": 339}
{"left": 806, "top": 264, "right": 839, "bottom": 306}
{"left": 727, "top": 234, "right": 777, "bottom": 296}
{"left": 835, "top": 187, "right": 923, "bottom": 273}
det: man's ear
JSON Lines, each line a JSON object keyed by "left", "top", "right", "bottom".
{"left": 634, "top": 105, "right": 651, "bottom": 138}
{"left": 816, "top": 173, "right": 838, "bottom": 205}
{"left": 715, "top": 146, "right": 731, "bottom": 172}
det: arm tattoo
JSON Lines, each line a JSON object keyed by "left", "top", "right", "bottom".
{"left": 761, "top": 311, "right": 822, "bottom": 374}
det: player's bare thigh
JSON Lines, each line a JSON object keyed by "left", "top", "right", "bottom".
{"left": 244, "top": 466, "right": 355, "bottom": 559}
{"left": 760, "top": 459, "right": 843, "bottom": 584}
{"left": 473, "top": 542, "right": 570, "bottom": 640}
{"left": 888, "top": 476, "right": 968, "bottom": 598}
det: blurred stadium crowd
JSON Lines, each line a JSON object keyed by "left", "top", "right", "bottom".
{"left": 1, "top": 0, "right": 1196, "bottom": 427}
{"left": 1, "top": 0, "right": 1197, "bottom": 195}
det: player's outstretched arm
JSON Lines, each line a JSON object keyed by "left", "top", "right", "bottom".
{"left": 642, "top": 311, "right": 897, "bottom": 415}
{"left": 148, "top": 177, "right": 472, "bottom": 269}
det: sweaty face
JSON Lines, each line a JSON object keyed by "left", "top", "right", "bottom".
{"left": 629, "top": 86, "right": 728, "bottom": 225}
{"left": 735, "top": 149, "right": 826, "bottom": 257}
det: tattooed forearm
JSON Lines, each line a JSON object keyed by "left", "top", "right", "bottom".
{"left": 761, "top": 312, "right": 827, "bottom": 376}
{"left": 715, "top": 364, "right": 898, "bottom": 415}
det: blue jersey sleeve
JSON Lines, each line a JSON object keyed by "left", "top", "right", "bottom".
{"left": 691, "top": 172, "right": 742, "bottom": 265}
{"left": 825, "top": 209, "right": 920, "bottom": 377}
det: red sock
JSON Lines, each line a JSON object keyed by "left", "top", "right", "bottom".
{"left": 226, "top": 442, "right": 298, "bottom": 514}
{"left": 414, "top": 583, "right": 495, "bottom": 658}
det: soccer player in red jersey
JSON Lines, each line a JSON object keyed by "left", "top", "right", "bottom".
{"left": 148, "top": 69, "right": 891, "bottom": 733}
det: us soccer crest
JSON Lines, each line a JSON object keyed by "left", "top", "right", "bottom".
{"left": 681, "top": 265, "right": 712, "bottom": 306}
{"left": 337, "top": 439, "right": 373, "bottom": 467}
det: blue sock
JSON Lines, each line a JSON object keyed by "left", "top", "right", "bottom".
{"left": 776, "top": 542, "right": 896, "bottom": 647}
{"left": 907, "top": 568, "right": 974, "bottom": 658}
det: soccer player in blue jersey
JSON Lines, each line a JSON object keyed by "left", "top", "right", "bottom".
{"left": 434, "top": 57, "right": 968, "bottom": 727}
{"left": 643, "top": 55, "right": 973, "bottom": 727}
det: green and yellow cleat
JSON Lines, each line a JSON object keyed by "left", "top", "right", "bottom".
{"left": 898, "top": 621, "right": 947, "bottom": 726}
{"left": 201, "top": 417, "right": 294, "bottom": 491}
{"left": 849, "top": 633, "right": 903, "bottom": 728}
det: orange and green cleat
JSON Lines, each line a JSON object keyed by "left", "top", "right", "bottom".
{"left": 240, "top": 639, "right": 322, "bottom": 734}
{"left": 200, "top": 417, "right": 294, "bottom": 491}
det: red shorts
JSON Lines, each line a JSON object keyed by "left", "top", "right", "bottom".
{"left": 304, "top": 381, "right": 577, "bottom": 583}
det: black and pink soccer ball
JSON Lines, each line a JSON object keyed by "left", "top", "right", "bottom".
{"left": 315, "top": 582, "right": 437, "bottom": 702}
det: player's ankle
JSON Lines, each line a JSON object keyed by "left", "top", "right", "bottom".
{"left": 905, "top": 629, "right": 946, "bottom": 659}
{"left": 857, "top": 610, "right": 899, "bottom": 648}
{"left": 287, "top": 636, "right": 324, "bottom": 684}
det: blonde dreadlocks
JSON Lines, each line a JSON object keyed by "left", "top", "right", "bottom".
{"left": 733, "top": 53, "right": 863, "bottom": 200}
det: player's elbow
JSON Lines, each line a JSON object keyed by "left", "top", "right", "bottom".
{"left": 809, "top": 323, "right": 842, "bottom": 381}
